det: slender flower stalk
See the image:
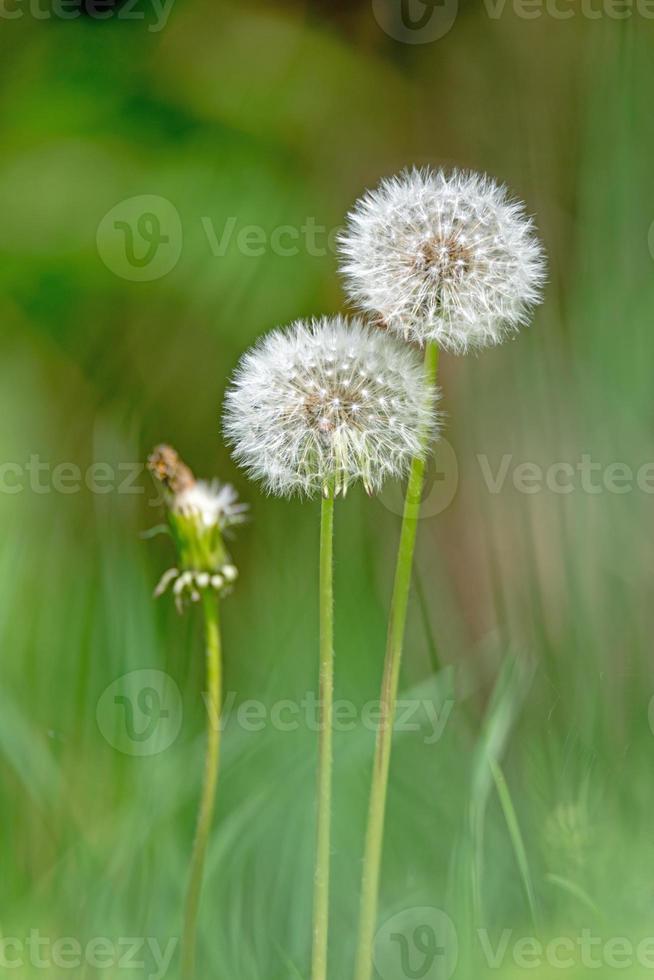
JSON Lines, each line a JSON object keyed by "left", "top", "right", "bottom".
{"left": 341, "top": 167, "right": 546, "bottom": 980}
{"left": 223, "top": 316, "right": 438, "bottom": 980}
{"left": 312, "top": 483, "right": 335, "bottom": 980}
{"left": 353, "top": 341, "right": 439, "bottom": 980}
{"left": 147, "top": 445, "right": 247, "bottom": 980}
{"left": 182, "top": 591, "right": 222, "bottom": 980}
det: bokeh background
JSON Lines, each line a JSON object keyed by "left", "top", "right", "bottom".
{"left": 1, "top": 2, "right": 653, "bottom": 977}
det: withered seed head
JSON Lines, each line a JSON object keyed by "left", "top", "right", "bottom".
{"left": 147, "top": 444, "right": 196, "bottom": 495}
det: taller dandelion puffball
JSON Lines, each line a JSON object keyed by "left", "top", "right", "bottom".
{"left": 223, "top": 316, "right": 438, "bottom": 497}
{"left": 339, "top": 168, "right": 546, "bottom": 353}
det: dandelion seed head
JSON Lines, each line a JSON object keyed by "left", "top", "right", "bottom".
{"left": 174, "top": 480, "right": 249, "bottom": 531}
{"left": 147, "top": 444, "right": 247, "bottom": 610}
{"left": 339, "top": 168, "right": 546, "bottom": 353}
{"left": 223, "top": 316, "right": 439, "bottom": 498}
{"left": 148, "top": 445, "right": 248, "bottom": 532}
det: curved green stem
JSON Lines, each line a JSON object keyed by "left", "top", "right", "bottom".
{"left": 312, "top": 488, "right": 335, "bottom": 980}
{"left": 354, "top": 341, "right": 439, "bottom": 980}
{"left": 181, "top": 592, "right": 222, "bottom": 980}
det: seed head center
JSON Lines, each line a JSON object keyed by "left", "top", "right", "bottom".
{"left": 417, "top": 235, "right": 473, "bottom": 284}
{"left": 301, "top": 381, "right": 362, "bottom": 437}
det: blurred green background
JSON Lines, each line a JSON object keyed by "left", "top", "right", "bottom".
{"left": 1, "top": 2, "right": 654, "bottom": 977}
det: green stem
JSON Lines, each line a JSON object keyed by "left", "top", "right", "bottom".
{"left": 312, "top": 487, "right": 335, "bottom": 980}
{"left": 353, "top": 341, "right": 439, "bottom": 980}
{"left": 181, "top": 591, "right": 223, "bottom": 980}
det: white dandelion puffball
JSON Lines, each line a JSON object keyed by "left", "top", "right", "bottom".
{"left": 223, "top": 316, "right": 439, "bottom": 498}
{"left": 339, "top": 168, "right": 546, "bottom": 353}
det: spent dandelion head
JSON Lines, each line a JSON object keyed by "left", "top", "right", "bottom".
{"left": 222, "top": 315, "right": 439, "bottom": 498}
{"left": 338, "top": 167, "right": 546, "bottom": 353}
{"left": 147, "top": 444, "right": 247, "bottom": 610}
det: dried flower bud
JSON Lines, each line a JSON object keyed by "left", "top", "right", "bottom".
{"left": 148, "top": 444, "right": 196, "bottom": 496}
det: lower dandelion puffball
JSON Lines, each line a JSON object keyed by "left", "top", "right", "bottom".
{"left": 223, "top": 316, "right": 439, "bottom": 498}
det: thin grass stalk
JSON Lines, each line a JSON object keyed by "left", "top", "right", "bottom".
{"left": 312, "top": 486, "right": 335, "bottom": 980}
{"left": 181, "top": 591, "right": 223, "bottom": 980}
{"left": 353, "top": 340, "right": 439, "bottom": 980}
